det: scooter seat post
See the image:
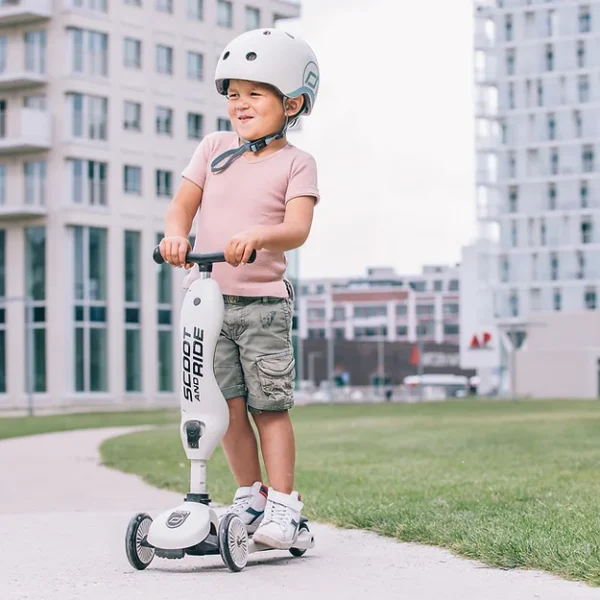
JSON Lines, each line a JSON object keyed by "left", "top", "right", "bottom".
{"left": 190, "top": 459, "right": 207, "bottom": 495}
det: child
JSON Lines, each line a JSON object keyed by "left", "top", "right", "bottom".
{"left": 158, "top": 28, "right": 320, "bottom": 550}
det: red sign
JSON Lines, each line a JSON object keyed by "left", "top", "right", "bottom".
{"left": 470, "top": 331, "right": 492, "bottom": 349}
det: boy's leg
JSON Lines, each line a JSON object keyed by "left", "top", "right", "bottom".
{"left": 214, "top": 312, "right": 267, "bottom": 532}
{"left": 238, "top": 294, "right": 304, "bottom": 548}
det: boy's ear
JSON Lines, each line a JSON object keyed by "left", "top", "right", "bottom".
{"left": 285, "top": 95, "right": 305, "bottom": 118}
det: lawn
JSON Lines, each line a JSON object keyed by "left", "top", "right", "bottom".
{"left": 0, "top": 409, "right": 178, "bottom": 440}
{"left": 99, "top": 399, "right": 600, "bottom": 586}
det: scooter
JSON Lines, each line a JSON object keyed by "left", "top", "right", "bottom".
{"left": 124, "top": 246, "right": 315, "bottom": 573}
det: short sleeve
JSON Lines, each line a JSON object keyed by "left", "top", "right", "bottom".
{"left": 285, "top": 153, "right": 320, "bottom": 205}
{"left": 181, "top": 135, "right": 214, "bottom": 190}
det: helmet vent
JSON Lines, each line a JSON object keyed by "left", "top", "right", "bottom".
{"left": 223, "top": 51, "right": 230, "bottom": 60}
{"left": 263, "top": 30, "right": 271, "bottom": 35}
{"left": 286, "top": 33, "right": 295, "bottom": 39}
{"left": 246, "top": 52, "right": 257, "bottom": 61}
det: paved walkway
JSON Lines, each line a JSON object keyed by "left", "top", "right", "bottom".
{"left": 1, "top": 427, "right": 599, "bottom": 600}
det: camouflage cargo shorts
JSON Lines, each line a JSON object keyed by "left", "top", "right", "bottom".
{"left": 214, "top": 281, "right": 296, "bottom": 413}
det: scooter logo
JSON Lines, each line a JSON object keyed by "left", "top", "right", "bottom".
{"left": 182, "top": 326, "right": 204, "bottom": 402}
{"left": 166, "top": 510, "right": 191, "bottom": 528}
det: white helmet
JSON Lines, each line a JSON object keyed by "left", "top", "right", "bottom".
{"left": 215, "top": 28, "right": 320, "bottom": 117}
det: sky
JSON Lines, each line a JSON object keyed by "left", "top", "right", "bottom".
{"left": 282, "top": 0, "right": 478, "bottom": 279}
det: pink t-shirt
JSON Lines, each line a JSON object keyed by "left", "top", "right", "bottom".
{"left": 181, "top": 131, "right": 320, "bottom": 297}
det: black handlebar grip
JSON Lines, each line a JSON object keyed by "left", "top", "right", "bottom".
{"left": 247, "top": 249, "right": 257, "bottom": 264}
{"left": 153, "top": 246, "right": 165, "bottom": 264}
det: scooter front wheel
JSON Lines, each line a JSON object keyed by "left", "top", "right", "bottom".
{"left": 126, "top": 512, "right": 155, "bottom": 570}
{"left": 219, "top": 513, "right": 248, "bottom": 572}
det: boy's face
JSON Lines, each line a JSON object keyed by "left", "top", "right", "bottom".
{"left": 226, "top": 79, "right": 288, "bottom": 140}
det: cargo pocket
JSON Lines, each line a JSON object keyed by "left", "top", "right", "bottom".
{"left": 256, "top": 349, "right": 295, "bottom": 401}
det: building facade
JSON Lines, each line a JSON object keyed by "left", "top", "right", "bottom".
{"left": 475, "top": 0, "right": 600, "bottom": 321}
{"left": 298, "top": 264, "right": 461, "bottom": 344}
{"left": 472, "top": 0, "right": 600, "bottom": 394}
{"left": 0, "top": 0, "right": 300, "bottom": 410}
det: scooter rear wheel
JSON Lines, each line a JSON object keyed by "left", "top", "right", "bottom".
{"left": 219, "top": 513, "right": 248, "bottom": 572}
{"left": 126, "top": 512, "right": 155, "bottom": 570}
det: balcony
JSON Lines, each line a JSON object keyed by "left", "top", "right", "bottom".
{"left": 0, "top": 0, "right": 50, "bottom": 25}
{"left": 0, "top": 108, "right": 51, "bottom": 155}
{"left": 0, "top": 70, "right": 47, "bottom": 91}
{"left": 0, "top": 196, "right": 46, "bottom": 219}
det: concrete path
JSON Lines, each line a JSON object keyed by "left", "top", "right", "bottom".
{"left": 1, "top": 428, "right": 599, "bottom": 600}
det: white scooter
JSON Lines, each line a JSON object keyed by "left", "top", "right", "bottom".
{"left": 125, "top": 246, "right": 315, "bottom": 573}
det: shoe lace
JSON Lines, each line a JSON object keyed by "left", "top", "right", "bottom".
{"left": 229, "top": 494, "right": 251, "bottom": 515}
{"left": 264, "top": 500, "right": 290, "bottom": 530}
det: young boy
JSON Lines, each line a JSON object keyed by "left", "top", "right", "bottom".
{"left": 158, "top": 28, "right": 320, "bottom": 550}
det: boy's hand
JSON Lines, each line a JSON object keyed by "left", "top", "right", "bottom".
{"left": 225, "top": 227, "right": 265, "bottom": 267}
{"left": 159, "top": 236, "right": 193, "bottom": 269}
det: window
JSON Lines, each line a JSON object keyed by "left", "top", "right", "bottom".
{"left": 396, "top": 304, "right": 407, "bottom": 316}
{"left": 156, "top": 232, "right": 173, "bottom": 392}
{"left": 124, "top": 38, "right": 142, "bottom": 69}
{"left": 443, "top": 303, "right": 459, "bottom": 316}
{"left": 500, "top": 256, "right": 509, "bottom": 282}
{"left": 580, "top": 181, "right": 589, "bottom": 208}
{"left": 0, "top": 37, "right": 6, "bottom": 73}
{"left": 124, "top": 165, "right": 142, "bottom": 194}
{"left": 536, "top": 79, "right": 543, "bottom": 107}
{"left": 553, "top": 288, "right": 561, "bottom": 311}
{"left": 585, "top": 287, "right": 596, "bottom": 310}
{"left": 433, "top": 280, "right": 443, "bottom": 291}
{"left": 156, "top": 169, "right": 172, "bottom": 197}
{"left": 124, "top": 101, "right": 141, "bottom": 131}
{"left": 23, "top": 94, "right": 46, "bottom": 110}
{"left": 578, "top": 75, "right": 589, "bottom": 102}
{"left": 124, "top": 230, "right": 142, "bottom": 392}
{"left": 548, "top": 183, "right": 556, "bottom": 210}
{"left": 0, "top": 164, "right": 5, "bottom": 205}
{"left": 245, "top": 6, "right": 260, "bottom": 30}
{"left": 540, "top": 218, "right": 547, "bottom": 245}
{"left": 217, "top": 0, "right": 232, "bottom": 27}
{"left": 68, "top": 159, "right": 107, "bottom": 206}
{"left": 396, "top": 325, "right": 408, "bottom": 337}
{"left": 333, "top": 306, "right": 345, "bottom": 321}
{"left": 187, "top": 0, "right": 203, "bottom": 19}
{"left": 547, "top": 9, "right": 557, "bottom": 36}
{"left": 504, "top": 14, "right": 512, "bottom": 41}
{"left": 577, "top": 40, "right": 585, "bottom": 68}
{"left": 24, "top": 30, "right": 46, "bottom": 74}
{"left": 416, "top": 304, "right": 434, "bottom": 316}
{"left": 217, "top": 117, "right": 232, "bottom": 131}
{"left": 186, "top": 51, "right": 203, "bottom": 80}
{"left": 187, "top": 112, "right": 203, "bottom": 140}
{"left": 511, "top": 220, "right": 518, "bottom": 247}
{"left": 550, "top": 252, "right": 559, "bottom": 280}
{"left": 581, "top": 217, "right": 593, "bottom": 244}
{"left": 416, "top": 322, "right": 434, "bottom": 337}
{"left": 550, "top": 147, "right": 559, "bottom": 175}
{"left": 579, "top": 5, "right": 591, "bottom": 34}
{"left": 156, "top": 44, "right": 173, "bottom": 75}
{"left": 68, "top": 28, "right": 108, "bottom": 76}
{"left": 508, "top": 151, "right": 516, "bottom": 177}
{"left": 574, "top": 110, "right": 582, "bottom": 137}
{"left": 353, "top": 305, "right": 387, "bottom": 317}
{"left": 25, "top": 226, "right": 46, "bottom": 393}
{"left": 67, "top": 93, "right": 108, "bottom": 140}
{"left": 444, "top": 323, "right": 459, "bottom": 336}
{"left": 506, "top": 48, "right": 515, "bottom": 75}
{"left": 545, "top": 44, "right": 553, "bottom": 71}
{"left": 69, "top": 0, "right": 107, "bottom": 11}
{"left": 509, "top": 186, "right": 518, "bottom": 212}
{"left": 156, "top": 106, "right": 173, "bottom": 135}
{"left": 582, "top": 145, "right": 594, "bottom": 172}
{"left": 72, "top": 226, "right": 108, "bottom": 392}
{"left": 0, "top": 230, "right": 4, "bottom": 392}
{"left": 577, "top": 250, "right": 585, "bottom": 279}
{"left": 156, "top": 0, "right": 172, "bottom": 12}
{"left": 24, "top": 161, "right": 46, "bottom": 206}
{"left": 547, "top": 113, "right": 555, "bottom": 140}
{"left": 448, "top": 279, "right": 459, "bottom": 291}
{"left": 307, "top": 307, "right": 326, "bottom": 320}
{"left": 509, "top": 290, "right": 519, "bottom": 317}
{"left": 508, "top": 82, "right": 515, "bottom": 109}
{"left": 124, "top": 0, "right": 141, "bottom": 5}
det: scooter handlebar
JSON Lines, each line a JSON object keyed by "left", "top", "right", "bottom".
{"left": 153, "top": 246, "right": 257, "bottom": 266}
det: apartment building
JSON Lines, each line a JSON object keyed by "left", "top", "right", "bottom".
{"left": 0, "top": 0, "right": 300, "bottom": 410}
{"left": 297, "top": 264, "right": 461, "bottom": 345}
{"left": 475, "top": 0, "right": 600, "bottom": 325}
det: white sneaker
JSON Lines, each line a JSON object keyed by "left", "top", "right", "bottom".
{"left": 252, "top": 488, "right": 303, "bottom": 549}
{"left": 224, "top": 481, "right": 268, "bottom": 534}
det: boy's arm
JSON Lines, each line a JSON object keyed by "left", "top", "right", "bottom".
{"left": 160, "top": 178, "right": 203, "bottom": 267}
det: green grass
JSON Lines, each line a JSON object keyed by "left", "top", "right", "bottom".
{"left": 0, "top": 409, "right": 178, "bottom": 440}
{"left": 100, "top": 399, "right": 600, "bottom": 586}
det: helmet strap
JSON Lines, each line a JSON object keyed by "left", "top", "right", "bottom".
{"left": 210, "top": 98, "right": 291, "bottom": 174}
